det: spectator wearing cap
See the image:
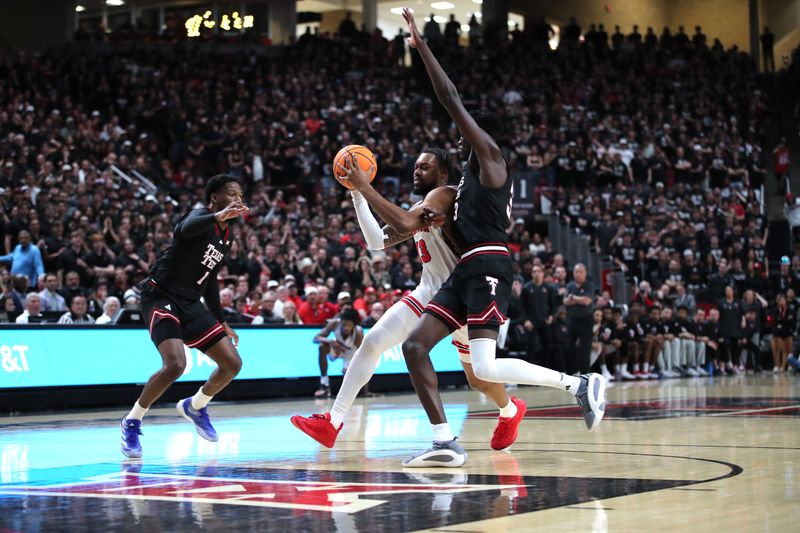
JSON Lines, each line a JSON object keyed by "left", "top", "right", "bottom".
{"left": 0, "top": 230, "right": 44, "bottom": 289}
{"left": 122, "top": 288, "right": 140, "bottom": 309}
{"left": 298, "top": 286, "right": 326, "bottom": 325}
{"left": 266, "top": 281, "right": 283, "bottom": 315}
{"left": 285, "top": 278, "right": 303, "bottom": 310}
{"left": 337, "top": 291, "right": 352, "bottom": 309}
{"left": 354, "top": 287, "right": 378, "bottom": 320}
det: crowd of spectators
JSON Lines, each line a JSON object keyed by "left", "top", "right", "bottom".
{"left": 1, "top": 17, "right": 798, "bottom": 378}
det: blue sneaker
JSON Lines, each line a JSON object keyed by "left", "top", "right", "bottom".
{"left": 177, "top": 398, "right": 218, "bottom": 442}
{"left": 120, "top": 417, "right": 143, "bottom": 458}
{"left": 788, "top": 355, "right": 800, "bottom": 371}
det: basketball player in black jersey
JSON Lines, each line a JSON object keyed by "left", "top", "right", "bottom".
{"left": 120, "top": 175, "right": 249, "bottom": 458}
{"left": 399, "top": 8, "right": 607, "bottom": 467}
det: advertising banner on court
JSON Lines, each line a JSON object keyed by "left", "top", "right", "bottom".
{"left": 0, "top": 327, "right": 463, "bottom": 389}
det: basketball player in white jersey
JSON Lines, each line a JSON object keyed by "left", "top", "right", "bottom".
{"left": 291, "top": 149, "right": 527, "bottom": 452}
{"left": 314, "top": 307, "right": 363, "bottom": 389}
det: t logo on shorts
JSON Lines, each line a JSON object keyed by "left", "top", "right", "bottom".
{"left": 485, "top": 276, "right": 499, "bottom": 296}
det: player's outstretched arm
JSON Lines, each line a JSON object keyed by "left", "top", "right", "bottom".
{"left": 402, "top": 8, "right": 506, "bottom": 188}
{"left": 178, "top": 202, "right": 248, "bottom": 237}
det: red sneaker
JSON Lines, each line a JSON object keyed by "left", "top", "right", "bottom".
{"left": 290, "top": 413, "right": 342, "bottom": 448}
{"left": 490, "top": 396, "right": 527, "bottom": 450}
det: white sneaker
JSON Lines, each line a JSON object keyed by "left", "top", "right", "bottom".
{"left": 772, "top": 366, "right": 780, "bottom": 373}
{"left": 601, "top": 367, "right": 614, "bottom": 381}
{"left": 695, "top": 366, "right": 709, "bottom": 376}
{"left": 402, "top": 438, "right": 467, "bottom": 468}
{"left": 620, "top": 369, "right": 636, "bottom": 380}
{"left": 686, "top": 367, "right": 699, "bottom": 377}
{"left": 575, "top": 373, "right": 607, "bottom": 431}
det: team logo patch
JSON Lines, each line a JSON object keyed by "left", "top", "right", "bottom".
{"left": 485, "top": 276, "right": 499, "bottom": 295}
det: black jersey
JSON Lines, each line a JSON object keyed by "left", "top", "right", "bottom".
{"left": 146, "top": 208, "right": 232, "bottom": 304}
{"left": 453, "top": 161, "right": 513, "bottom": 255}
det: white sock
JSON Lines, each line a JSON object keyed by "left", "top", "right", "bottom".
{"left": 330, "top": 325, "right": 402, "bottom": 428}
{"left": 469, "top": 338, "right": 581, "bottom": 396}
{"left": 615, "top": 364, "right": 622, "bottom": 374}
{"left": 499, "top": 398, "right": 518, "bottom": 418}
{"left": 633, "top": 364, "right": 640, "bottom": 372}
{"left": 126, "top": 401, "right": 148, "bottom": 421}
{"left": 320, "top": 375, "right": 330, "bottom": 387}
{"left": 432, "top": 422, "right": 454, "bottom": 442}
{"left": 601, "top": 364, "right": 609, "bottom": 373}
{"left": 191, "top": 387, "right": 213, "bottom": 410}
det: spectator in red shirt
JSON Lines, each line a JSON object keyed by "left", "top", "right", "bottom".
{"left": 317, "top": 285, "right": 340, "bottom": 321}
{"left": 353, "top": 287, "right": 378, "bottom": 320}
{"left": 774, "top": 139, "right": 790, "bottom": 194}
{"left": 298, "top": 286, "right": 326, "bottom": 325}
{"left": 285, "top": 279, "right": 304, "bottom": 310}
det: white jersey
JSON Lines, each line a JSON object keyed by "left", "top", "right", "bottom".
{"left": 414, "top": 225, "right": 458, "bottom": 292}
{"left": 334, "top": 321, "right": 362, "bottom": 360}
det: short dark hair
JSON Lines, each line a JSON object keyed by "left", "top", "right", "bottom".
{"left": 205, "top": 174, "right": 240, "bottom": 203}
{"left": 340, "top": 308, "right": 359, "bottom": 324}
{"left": 421, "top": 148, "right": 449, "bottom": 172}
{"left": 469, "top": 109, "right": 503, "bottom": 140}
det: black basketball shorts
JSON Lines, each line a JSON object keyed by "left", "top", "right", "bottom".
{"left": 140, "top": 281, "right": 227, "bottom": 352}
{"left": 425, "top": 269, "right": 511, "bottom": 333}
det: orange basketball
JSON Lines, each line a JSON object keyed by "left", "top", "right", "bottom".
{"left": 332, "top": 144, "right": 377, "bottom": 190}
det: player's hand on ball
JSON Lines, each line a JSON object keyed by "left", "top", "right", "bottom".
{"left": 216, "top": 201, "right": 249, "bottom": 222}
{"left": 336, "top": 154, "right": 376, "bottom": 191}
{"left": 421, "top": 206, "right": 446, "bottom": 228}
{"left": 402, "top": 8, "right": 420, "bottom": 48}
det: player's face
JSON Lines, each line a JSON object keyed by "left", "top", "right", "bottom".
{"left": 341, "top": 319, "right": 355, "bottom": 336}
{"left": 213, "top": 182, "right": 244, "bottom": 210}
{"left": 412, "top": 153, "right": 444, "bottom": 195}
{"left": 457, "top": 136, "right": 471, "bottom": 161}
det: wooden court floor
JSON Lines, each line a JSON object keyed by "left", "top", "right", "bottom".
{"left": 1, "top": 375, "right": 798, "bottom": 532}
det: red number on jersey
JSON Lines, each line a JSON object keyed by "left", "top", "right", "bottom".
{"left": 416, "top": 239, "right": 432, "bottom": 263}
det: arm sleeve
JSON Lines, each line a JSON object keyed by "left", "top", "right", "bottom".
{"left": 351, "top": 191, "right": 387, "bottom": 250}
{"left": 203, "top": 266, "right": 225, "bottom": 323}
{"left": 177, "top": 209, "right": 218, "bottom": 238}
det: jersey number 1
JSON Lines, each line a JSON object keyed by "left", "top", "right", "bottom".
{"left": 416, "top": 239, "right": 432, "bottom": 263}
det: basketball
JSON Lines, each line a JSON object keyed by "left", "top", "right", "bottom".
{"left": 332, "top": 144, "right": 377, "bottom": 190}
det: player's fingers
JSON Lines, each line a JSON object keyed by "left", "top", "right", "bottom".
{"left": 334, "top": 162, "right": 349, "bottom": 175}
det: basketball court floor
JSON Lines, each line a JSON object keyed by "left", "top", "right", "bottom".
{"left": 1, "top": 375, "right": 798, "bottom": 532}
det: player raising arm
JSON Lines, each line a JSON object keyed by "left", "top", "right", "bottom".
{"left": 396, "top": 8, "right": 606, "bottom": 468}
